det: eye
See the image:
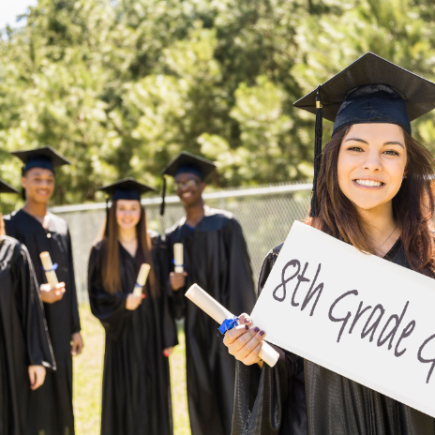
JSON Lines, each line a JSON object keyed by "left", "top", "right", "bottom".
{"left": 383, "top": 150, "right": 400, "bottom": 156}
{"left": 347, "top": 146, "right": 364, "bottom": 152}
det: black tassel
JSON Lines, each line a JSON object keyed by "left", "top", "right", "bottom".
{"left": 160, "top": 175, "right": 167, "bottom": 216}
{"left": 310, "top": 86, "right": 323, "bottom": 218}
{"left": 104, "top": 195, "right": 109, "bottom": 236}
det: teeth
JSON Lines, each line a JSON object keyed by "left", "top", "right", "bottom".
{"left": 355, "top": 179, "right": 383, "bottom": 187}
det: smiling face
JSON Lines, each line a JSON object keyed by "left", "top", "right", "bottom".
{"left": 116, "top": 200, "right": 142, "bottom": 230}
{"left": 337, "top": 123, "right": 408, "bottom": 213}
{"left": 21, "top": 168, "right": 55, "bottom": 204}
{"left": 174, "top": 172, "right": 205, "bottom": 207}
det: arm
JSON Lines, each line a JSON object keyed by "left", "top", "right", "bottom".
{"left": 87, "top": 245, "right": 130, "bottom": 340}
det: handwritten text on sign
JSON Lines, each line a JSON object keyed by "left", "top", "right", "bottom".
{"left": 250, "top": 221, "right": 435, "bottom": 418}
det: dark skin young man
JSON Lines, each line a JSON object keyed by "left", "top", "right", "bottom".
{"left": 169, "top": 171, "right": 205, "bottom": 291}
{"left": 21, "top": 167, "right": 84, "bottom": 356}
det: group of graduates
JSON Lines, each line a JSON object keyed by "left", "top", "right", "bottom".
{"left": 3, "top": 51, "right": 435, "bottom": 435}
{"left": 0, "top": 146, "right": 256, "bottom": 435}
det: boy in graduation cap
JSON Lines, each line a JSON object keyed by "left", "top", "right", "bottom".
{"left": 162, "top": 151, "right": 256, "bottom": 435}
{"left": 0, "top": 179, "right": 56, "bottom": 435}
{"left": 224, "top": 53, "right": 435, "bottom": 435}
{"left": 4, "top": 146, "right": 82, "bottom": 435}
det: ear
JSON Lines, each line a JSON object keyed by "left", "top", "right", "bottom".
{"left": 21, "top": 176, "right": 27, "bottom": 189}
{"left": 199, "top": 182, "right": 206, "bottom": 194}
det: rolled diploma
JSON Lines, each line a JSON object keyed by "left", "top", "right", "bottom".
{"left": 185, "top": 284, "right": 279, "bottom": 367}
{"left": 174, "top": 243, "right": 184, "bottom": 273}
{"left": 133, "top": 263, "right": 151, "bottom": 296}
{"left": 40, "top": 251, "right": 58, "bottom": 288}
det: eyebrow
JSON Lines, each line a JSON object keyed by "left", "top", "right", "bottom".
{"left": 344, "top": 137, "right": 404, "bottom": 148}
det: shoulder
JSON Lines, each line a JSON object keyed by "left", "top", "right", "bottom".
{"left": 165, "top": 218, "right": 185, "bottom": 236}
{"left": 203, "top": 208, "right": 241, "bottom": 231}
{"left": 148, "top": 229, "right": 160, "bottom": 241}
{"left": 0, "top": 235, "right": 29, "bottom": 260}
{"left": 3, "top": 209, "right": 21, "bottom": 225}
{"left": 47, "top": 212, "right": 68, "bottom": 230}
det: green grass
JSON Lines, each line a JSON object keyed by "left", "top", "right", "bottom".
{"left": 73, "top": 305, "right": 191, "bottom": 435}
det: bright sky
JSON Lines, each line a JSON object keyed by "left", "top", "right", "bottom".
{"left": 0, "top": 0, "right": 38, "bottom": 30}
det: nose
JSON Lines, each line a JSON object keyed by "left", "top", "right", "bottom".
{"left": 362, "top": 149, "right": 382, "bottom": 172}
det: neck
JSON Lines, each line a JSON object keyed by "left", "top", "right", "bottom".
{"left": 23, "top": 200, "right": 48, "bottom": 219}
{"left": 356, "top": 202, "right": 398, "bottom": 253}
{"left": 184, "top": 199, "right": 205, "bottom": 226}
{"left": 118, "top": 226, "right": 137, "bottom": 242}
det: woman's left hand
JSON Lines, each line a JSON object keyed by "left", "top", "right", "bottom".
{"left": 163, "top": 347, "right": 174, "bottom": 357}
{"left": 29, "top": 365, "right": 46, "bottom": 390}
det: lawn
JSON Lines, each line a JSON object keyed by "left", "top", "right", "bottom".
{"left": 73, "top": 305, "right": 191, "bottom": 435}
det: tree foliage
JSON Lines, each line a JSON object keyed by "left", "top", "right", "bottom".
{"left": 1, "top": 0, "right": 435, "bottom": 206}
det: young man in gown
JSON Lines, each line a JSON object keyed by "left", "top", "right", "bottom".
{"left": 4, "top": 147, "right": 83, "bottom": 435}
{"left": 0, "top": 178, "right": 55, "bottom": 435}
{"left": 162, "top": 152, "right": 256, "bottom": 435}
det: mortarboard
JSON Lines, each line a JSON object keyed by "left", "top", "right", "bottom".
{"left": 293, "top": 52, "right": 435, "bottom": 217}
{"left": 160, "top": 151, "right": 216, "bottom": 215}
{"left": 11, "top": 146, "right": 71, "bottom": 175}
{"left": 0, "top": 179, "right": 19, "bottom": 195}
{"left": 98, "top": 178, "right": 157, "bottom": 236}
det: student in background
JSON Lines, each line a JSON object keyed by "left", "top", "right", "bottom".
{"left": 4, "top": 146, "right": 82, "bottom": 435}
{"left": 0, "top": 178, "right": 55, "bottom": 435}
{"left": 88, "top": 178, "right": 178, "bottom": 435}
{"left": 162, "top": 152, "right": 256, "bottom": 435}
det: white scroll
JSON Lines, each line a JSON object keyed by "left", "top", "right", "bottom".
{"left": 185, "top": 284, "right": 280, "bottom": 367}
{"left": 174, "top": 243, "right": 184, "bottom": 273}
{"left": 133, "top": 263, "right": 151, "bottom": 296}
{"left": 40, "top": 251, "right": 58, "bottom": 288}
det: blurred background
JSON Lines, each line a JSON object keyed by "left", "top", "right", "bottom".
{"left": 2, "top": 0, "right": 435, "bottom": 433}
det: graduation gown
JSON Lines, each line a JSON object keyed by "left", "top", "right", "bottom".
{"left": 87, "top": 232, "right": 178, "bottom": 435}
{"left": 0, "top": 236, "right": 55, "bottom": 435}
{"left": 4, "top": 209, "right": 81, "bottom": 435}
{"left": 232, "top": 239, "right": 435, "bottom": 435}
{"left": 165, "top": 207, "right": 256, "bottom": 435}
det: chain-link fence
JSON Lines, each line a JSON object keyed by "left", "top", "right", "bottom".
{"left": 50, "top": 181, "right": 312, "bottom": 303}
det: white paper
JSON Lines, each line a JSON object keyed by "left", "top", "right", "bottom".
{"left": 250, "top": 221, "right": 435, "bottom": 418}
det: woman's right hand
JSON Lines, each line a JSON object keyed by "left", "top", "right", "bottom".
{"left": 126, "top": 294, "right": 144, "bottom": 310}
{"left": 223, "top": 313, "right": 266, "bottom": 366}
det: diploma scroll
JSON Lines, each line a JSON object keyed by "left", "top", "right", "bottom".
{"left": 133, "top": 263, "right": 151, "bottom": 296}
{"left": 40, "top": 251, "right": 59, "bottom": 288}
{"left": 185, "top": 284, "right": 280, "bottom": 367}
{"left": 174, "top": 243, "right": 184, "bottom": 273}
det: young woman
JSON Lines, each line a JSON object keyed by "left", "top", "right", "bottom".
{"left": 87, "top": 178, "right": 178, "bottom": 435}
{"left": 223, "top": 54, "right": 435, "bottom": 434}
{"left": 0, "top": 179, "right": 55, "bottom": 435}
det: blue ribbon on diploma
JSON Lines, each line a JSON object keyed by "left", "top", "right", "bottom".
{"left": 218, "top": 317, "right": 239, "bottom": 335}
{"left": 41, "top": 263, "right": 58, "bottom": 272}
{"left": 135, "top": 282, "right": 142, "bottom": 288}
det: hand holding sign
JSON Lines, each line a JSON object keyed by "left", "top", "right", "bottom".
{"left": 250, "top": 221, "right": 435, "bottom": 418}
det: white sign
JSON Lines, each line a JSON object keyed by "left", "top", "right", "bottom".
{"left": 250, "top": 221, "right": 435, "bottom": 418}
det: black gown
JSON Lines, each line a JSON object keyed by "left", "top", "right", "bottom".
{"left": 165, "top": 207, "right": 256, "bottom": 435}
{"left": 0, "top": 235, "right": 55, "bottom": 435}
{"left": 4, "top": 209, "right": 81, "bottom": 435}
{"left": 232, "top": 239, "right": 435, "bottom": 435}
{"left": 87, "top": 232, "right": 178, "bottom": 435}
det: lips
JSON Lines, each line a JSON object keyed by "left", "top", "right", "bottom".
{"left": 354, "top": 179, "right": 384, "bottom": 187}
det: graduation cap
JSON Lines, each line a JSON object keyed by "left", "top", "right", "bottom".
{"left": 160, "top": 151, "right": 216, "bottom": 215}
{"left": 98, "top": 178, "right": 157, "bottom": 236}
{"left": 11, "top": 146, "right": 71, "bottom": 175}
{"left": 293, "top": 52, "right": 435, "bottom": 217}
{"left": 0, "top": 179, "right": 19, "bottom": 195}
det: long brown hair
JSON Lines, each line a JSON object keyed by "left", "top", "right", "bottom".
{"left": 310, "top": 126, "right": 435, "bottom": 277}
{"left": 101, "top": 201, "right": 159, "bottom": 296}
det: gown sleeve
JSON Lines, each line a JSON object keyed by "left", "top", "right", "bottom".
{"left": 224, "top": 218, "right": 256, "bottom": 315}
{"left": 13, "top": 241, "right": 56, "bottom": 369}
{"left": 151, "top": 235, "right": 179, "bottom": 350}
{"left": 67, "top": 229, "right": 81, "bottom": 334}
{"left": 232, "top": 246, "right": 303, "bottom": 435}
{"left": 87, "top": 245, "right": 129, "bottom": 340}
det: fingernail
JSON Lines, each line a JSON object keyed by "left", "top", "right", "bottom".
{"left": 141, "top": 294, "right": 146, "bottom": 299}
{"left": 245, "top": 325, "right": 249, "bottom": 330}
{"left": 254, "top": 327, "right": 260, "bottom": 333}
{"left": 244, "top": 317, "right": 250, "bottom": 324}
{"left": 164, "top": 351, "right": 169, "bottom": 357}
{"left": 259, "top": 330, "right": 265, "bottom": 336}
